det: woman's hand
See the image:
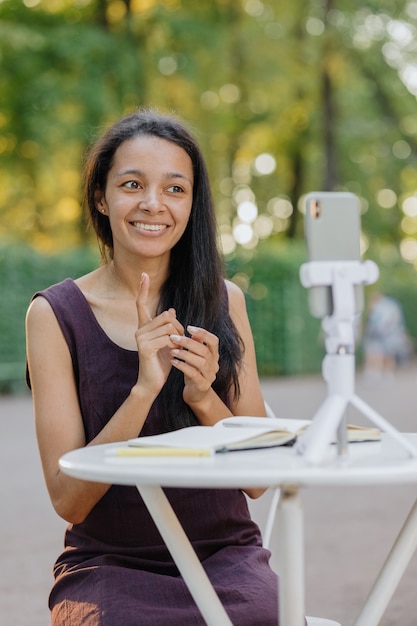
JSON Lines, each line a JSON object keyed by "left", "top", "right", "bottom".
{"left": 169, "top": 325, "right": 220, "bottom": 407}
{"left": 135, "top": 273, "right": 185, "bottom": 394}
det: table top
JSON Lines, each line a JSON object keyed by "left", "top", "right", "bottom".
{"left": 59, "top": 433, "right": 417, "bottom": 489}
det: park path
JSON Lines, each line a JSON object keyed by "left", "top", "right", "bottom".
{"left": 2, "top": 365, "right": 417, "bottom": 625}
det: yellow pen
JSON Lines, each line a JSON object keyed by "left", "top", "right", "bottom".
{"left": 112, "top": 447, "right": 213, "bottom": 458}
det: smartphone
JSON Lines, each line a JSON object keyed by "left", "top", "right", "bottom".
{"left": 304, "top": 191, "right": 364, "bottom": 318}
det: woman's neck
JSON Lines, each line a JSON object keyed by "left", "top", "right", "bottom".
{"left": 108, "top": 256, "right": 169, "bottom": 302}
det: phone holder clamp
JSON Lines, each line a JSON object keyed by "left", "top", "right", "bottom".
{"left": 300, "top": 260, "right": 378, "bottom": 354}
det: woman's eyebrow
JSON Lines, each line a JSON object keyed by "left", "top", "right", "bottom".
{"left": 114, "top": 168, "right": 144, "bottom": 179}
{"left": 115, "top": 168, "right": 192, "bottom": 184}
{"left": 165, "top": 172, "right": 193, "bottom": 185}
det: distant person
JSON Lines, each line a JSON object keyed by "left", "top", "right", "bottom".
{"left": 362, "top": 292, "right": 412, "bottom": 381}
{"left": 25, "top": 109, "right": 280, "bottom": 625}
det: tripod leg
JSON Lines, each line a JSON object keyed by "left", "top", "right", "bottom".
{"left": 295, "top": 394, "right": 348, "bottom": 465}
{"left": 354, "top": 498, "right": 417, "bottom": 626}
{"left": 350, "top": 395, "right": 417, "bottom": 458}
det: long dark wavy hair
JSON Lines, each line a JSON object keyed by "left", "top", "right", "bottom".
{"left": 83, "top": 108, "right": 243, "bottom": 429}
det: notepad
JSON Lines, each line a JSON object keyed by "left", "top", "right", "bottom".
{"left": 127, "top": 416, "right": 380, "bottom": 453}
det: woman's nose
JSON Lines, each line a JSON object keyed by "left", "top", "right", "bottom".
{"left": 139, "top": 188, "right": 163, "bottom": 212}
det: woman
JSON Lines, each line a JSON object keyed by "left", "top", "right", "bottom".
{"left": 26, "top": 109, "right": 279, "bottom": 625}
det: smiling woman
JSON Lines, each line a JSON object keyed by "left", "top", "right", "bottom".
{"left": 94, "top": 134, "right": 194, "bottom": 264}
{"left": 25, "top": 108, "right": 281, "bottom": 625}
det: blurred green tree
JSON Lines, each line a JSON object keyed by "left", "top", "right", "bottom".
{"left": 0, "top": 0, "right": 416, "bottom": 274}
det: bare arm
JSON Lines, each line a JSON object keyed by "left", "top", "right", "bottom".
{"left": 168, "top": 279, "right": 267, "bottom": 498}
{"left": 26, "top": 274, "right": 184, "bottom": 524}
{"left": 226, "top": 280, "right": 268, "bottom": 499}
{"left": 226, "top": 279, "right": 267, "bottom": 418}
{"left": 170, "top": 280, "right": 266, "bottom": 422}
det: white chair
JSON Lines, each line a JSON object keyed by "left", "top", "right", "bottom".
{"left": 263, "top": 403, "right": 342, "bottom": 626}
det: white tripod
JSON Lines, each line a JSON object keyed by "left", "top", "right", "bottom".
{"left": 295, "top": 260, "right": 417, "bottom": 465}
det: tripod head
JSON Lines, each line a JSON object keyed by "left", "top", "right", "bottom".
{"left": 300, "top": 260, "right": 379, "bottom": 355}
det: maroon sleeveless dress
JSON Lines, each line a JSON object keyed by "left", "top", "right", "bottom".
{"left": 33, "top": 278, "right": 279, "bottom": 625}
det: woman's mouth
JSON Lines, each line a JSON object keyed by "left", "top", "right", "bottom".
{"left": 131, "top": 222, "right": 168, "bottom": 232}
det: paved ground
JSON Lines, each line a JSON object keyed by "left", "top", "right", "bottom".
{"left": 2, "top": 365, "right": 417, "bottom": 625}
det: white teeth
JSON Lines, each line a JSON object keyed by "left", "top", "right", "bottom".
{"left": 132, "top": 222, "right": 166, "bottom": 231}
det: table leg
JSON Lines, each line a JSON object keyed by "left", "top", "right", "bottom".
{"left": 278, "top": 485, "right": 305, "bottom": 626}
{"left": 137, "top": 484, "right": 233, "bottom": 626}
{"left": 354, "top": 498, "right": 417, "bottom": 626}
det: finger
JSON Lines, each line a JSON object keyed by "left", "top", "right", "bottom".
{"left": 136, "top": 272, "right": 153, "bottom": 326}
{"left": 171, "top": 329, "right": 219, "bottom": 358}
{"left": 138, "top": 313, "right": 184, "bottom": 345}
{"left": 171, "top": 351, "right": 218, "bottom": 385}
{"left": 187, "top": 326, "right": 218, "bottom": 348}
{"left": 136, "top": 312, "right": 186, "bottom": 358}
{"left": 170, "top": 338, "right": 210, "bottom": 362}
{"left": 159, "top": 309, "right": 185, "bottom": 338}
{"left": 172, "top": 349, "right": 217, "bottom": 375}
{"left": 170, "top": 332, "right": 219, "bottom": 381}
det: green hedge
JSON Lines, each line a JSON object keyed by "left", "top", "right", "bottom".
{"left": 1, "top": 241, "right": 417, "bottom": 391}
{"left": 0, "top": 244, "right": 98, "bottom": 392}
{"left": 226, "top": 243, "right": 324, "bottom": 376}
{"left": 231, "top": 243, "right": 417, "bottom": 376}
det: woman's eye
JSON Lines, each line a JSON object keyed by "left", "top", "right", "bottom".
{"left": 124, "top": 180, "right": 140, "bottom": 189}
{"left": 168, "top": 185, "right": 184, "bottom": 193}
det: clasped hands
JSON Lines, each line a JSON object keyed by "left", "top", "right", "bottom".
{"left": 135, "top": 272, "right": 219, "bottom": 407}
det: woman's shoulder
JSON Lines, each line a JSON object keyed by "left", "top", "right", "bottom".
{"left": 72, "top": 267, "right": 118, "bottom": 314}
{"left": 27, "top": 278, "right": 77, "bottom": 315}
{"left": 26, "top": 279, "right": 79, "bottom": 339}
{"left": 73, "top": 267, "right": 103, "bottom": 295}
{"left": 27, "top": 269, "right": 101, "bottom": 322}
{"left": 225, "top": 279, "right": 247, "bottom": 315}
{"left": 225, "top": 278, "right": 245, "bottom": 301}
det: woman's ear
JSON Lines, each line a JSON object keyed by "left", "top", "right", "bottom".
{"left": 95, "top": 188, "right": 107, "bottom": 215}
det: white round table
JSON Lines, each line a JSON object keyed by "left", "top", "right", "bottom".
{"left": 60, "top": 434, "right": 417, "bottom": 626}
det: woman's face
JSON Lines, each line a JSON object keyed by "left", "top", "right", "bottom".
{"left": 96, "top": 134, "right": 194, "bottom": 262}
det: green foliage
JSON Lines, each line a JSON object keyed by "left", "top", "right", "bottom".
{"left": 2, "top": 0, "right": 417, "bottom": 261}
{"left": 228, "top": 238, "right": 417, "bottom": 375}
{"left": 2, "top": 239, "right": 417, "bottom": 391}
{"left": 1, "top": 241, "right": 322, "bottom": 391}
{"left": 0, "top": 243, "right": 98, "bottom": 392}
{"left": 3, "top": 1, "right": 417, "bottom": 384}
{"left": 226, "top": 240, "right": 324, "bottom": 376}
